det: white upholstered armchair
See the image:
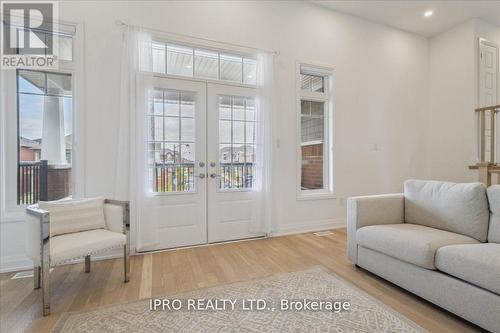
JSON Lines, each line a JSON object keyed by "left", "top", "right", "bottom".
{"left": 26, "top": 198, "right": 130, "bottom": 316}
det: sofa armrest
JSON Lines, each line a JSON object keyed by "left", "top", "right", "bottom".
{"left": 346, "top": 194, "right": 404, "bottom": 264}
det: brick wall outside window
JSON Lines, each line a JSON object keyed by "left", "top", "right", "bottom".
{"left": 301, "top": 143, "right": 323, "bottom": 189}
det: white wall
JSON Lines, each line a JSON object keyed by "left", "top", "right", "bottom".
{"left": 427, "top": 19, "right": 500, "bottom": 182}
{"left": 1, "top": 1, "right": 430, "bottom": 271}
{"left": 427, "top": 20, "right": 478, "bottom": 182}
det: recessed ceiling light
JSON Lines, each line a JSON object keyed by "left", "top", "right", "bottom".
{"left": 424, "top": 10, "right": 433, "bottom": 18}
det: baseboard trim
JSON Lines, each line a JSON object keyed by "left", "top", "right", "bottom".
{"left": 0, "top": 254, "right": 33, "bottom": 273}
{"left": 271, "top": 218, "right": 346, "bottom": 237}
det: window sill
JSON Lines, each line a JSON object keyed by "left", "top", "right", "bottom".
{"left": 296, "top": 191, "right": 336, "bottom": 201}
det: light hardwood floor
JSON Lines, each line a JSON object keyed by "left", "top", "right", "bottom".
{"left": 0, "top": 228, "right": 485, "bottom": 333}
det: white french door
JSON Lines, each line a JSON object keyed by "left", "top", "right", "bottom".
{"left": 139, "top": 78, "right": 207, "bottom": 250}
{"left": 138, "top": 78, "right": 264, "bottom": 251}
{"left": 207, "top": 83, "right": 264, "bottom": 243}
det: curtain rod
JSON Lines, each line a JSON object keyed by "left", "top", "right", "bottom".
{"left": 115, "top": 20, "right": 280, "bottom": 56}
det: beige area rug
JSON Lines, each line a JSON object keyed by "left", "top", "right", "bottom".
{"left": 52, "top": 267, "right": 428, "bottom": 333}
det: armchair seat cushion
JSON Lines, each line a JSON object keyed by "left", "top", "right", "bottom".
{"left": 356, "top": 223, "right": 479, "bottom": 269}
{"left": 436, "top": 243, "right": 500, "bottom": 295}
{"left": 50, "top": 229, "right": 126, "bottom": 266}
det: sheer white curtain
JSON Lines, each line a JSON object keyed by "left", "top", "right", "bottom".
{"left": 115, "top": 26, "right": 154, "bottom": 248}
{"left": 250, "top": 52, "right": 276, "bottom": 235}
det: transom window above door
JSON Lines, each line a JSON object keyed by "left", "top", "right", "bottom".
{"left": 151, "top": 41, "right": 257, "bottom": 85}
{"left": 218, "top": 95, "right": 256, "bottom": 191}
{"left": 147, "top": 89, "right": 196, "bottom": 193}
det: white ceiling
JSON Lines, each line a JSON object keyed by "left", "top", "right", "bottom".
{"left": 312, "top": 1, "right": 500, "bottom": 37}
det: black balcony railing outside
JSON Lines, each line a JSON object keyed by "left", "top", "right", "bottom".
{"left": 220, "top": 163, "right": 254, "bottom": 190}
{"left": 18, "top": 160, "right": 48, "bottom": 205}
{"left": 153, "top": 163, "right": 195, "bottom": 192}
{"left": 151, "top": 162, "right": 254, "bottom": 192}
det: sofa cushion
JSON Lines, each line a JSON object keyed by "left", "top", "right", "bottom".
{"left": 356, "top": 223, "right": 479, "bottom": 269}
{"left": 39, "top": 197, "right": 106, "bottom": 237}
{"left": 436, "top": 244, "right": 500, "bottom": 295}
{"left": 486, "top": 186, "right": 500, "bottom": 243}
{"left": 50, "top": 229, "right": 126, "bottom": 265}
{"left": 404, "top": 180, "right": 489, "bottom": 242}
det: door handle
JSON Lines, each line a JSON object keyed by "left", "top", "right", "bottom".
{"left": 210, "top": 173, "right": 221, "bottom": 179}
{"left": 195, "top": 173, "right": 206, "bottom": 179}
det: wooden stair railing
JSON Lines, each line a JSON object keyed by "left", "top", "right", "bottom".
{"left": 469, "top": 105, "right": 500, "bottom": 186}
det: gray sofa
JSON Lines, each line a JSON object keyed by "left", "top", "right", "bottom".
{"left": 347, "top": 179, "right": 500, "bottom": 333}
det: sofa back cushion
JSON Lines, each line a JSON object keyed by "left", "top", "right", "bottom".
{"left": 404, "top": 180, "right": 489, "bottom": 242}
{"left": 39, "top": 197, "right": 106, "bottom": 237}
{"left": 486, "top": 186, "right": 500, "bottom": 243}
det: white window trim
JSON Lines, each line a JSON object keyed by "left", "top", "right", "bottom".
{"left": 296, "top": 62, "right": 335, "bottom": 201}
{"left": 0, "top": 22, "right": 86, "bottom": 220}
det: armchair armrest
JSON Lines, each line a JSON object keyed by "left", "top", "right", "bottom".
{"left": 346, "top": 193, "right": 404, "bottom": 264}
{"left": 26, "top": 205, "right": 50, "bottom": 265}
{"left": 104, "top": 199, "right": 130, "bottom": 234}
{"left": 26, "top": 205, "right": 51, "bottom": 313}
{"left": 104, "top": 199, "right": 131, "bottom": 282}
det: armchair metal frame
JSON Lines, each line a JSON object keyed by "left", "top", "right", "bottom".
{"left": 26, "top": 199, "right": 130, "bottom": 316}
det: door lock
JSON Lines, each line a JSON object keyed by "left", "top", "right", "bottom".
{"left": 210, "top": 173, "right": 221, "bottom": 179}
{"left": 196, "top": 173, "right": 206, "bottom": 179}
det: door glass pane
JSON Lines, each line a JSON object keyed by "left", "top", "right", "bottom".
{"left": 165, "top": 91, "right": 179, "bottom": 116}
{"left": 245, "top": 122, "right": 255, "bottom": 144}
{"left": 181, "top": 92, "right": 195, "bottom": 117}
{"left": 219, "top": 144, "right": 231, "bottom": 163}
{"left": 233, "top": 121, "right": 245, "bottom": 143}
{"left": 181, "top": 118, "right": 194, "bottom": 142}
{"left": 180, "top": 143, "right": 195, "bottom": 163}
{"left": 164, "top": 143, "right": 177, "bottom": 163}
{"left": 232, "top": 97, "right": 245, "bottom": 120}
{"left": 148, "top": 88, "right": 196, "bottom": 193}
{"left": 219, "top": 120, "right": 231, "bottom": 143}
{"left": 152, "top": 90, "right": 163, "bottom": 115}
{"left": 148, "top": 116, "right": 164, "bottom": 141}
{"left": 246, "top": 99, "right": 256, "bottom": 121}
{"left": 165, "top": 117, "right": 179, "bottom": 141}
{"left": 232, "top": 144, "right": 245, "bottom": 163}
{"left": 219, "top": 96, "right": 231, "bottom": 120}
{"left": 217, "top": 95, "right": 256, "bottom": 190}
